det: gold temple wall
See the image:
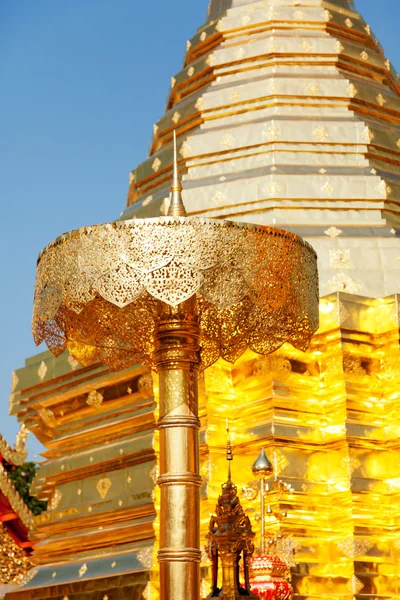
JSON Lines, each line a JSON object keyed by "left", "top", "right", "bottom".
{"left": 7, "top": 573, "right": 151, "bottom": 600}
{"left": 9, "top": 356, "right": 158, "bottom": 568}
{"left": 7, "top": 292, "right": 400, "bottom": 600}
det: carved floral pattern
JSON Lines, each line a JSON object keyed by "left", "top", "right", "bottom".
{"left": 33, "top": 218, "right": 318, "bottom": 371}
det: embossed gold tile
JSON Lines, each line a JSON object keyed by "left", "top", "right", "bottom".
{"left": 96, "top": 477, "right": 112, "bottom": 500}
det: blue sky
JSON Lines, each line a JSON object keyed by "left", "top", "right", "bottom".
{"left": 1, "top": 0, "right": 400, "bottom": 459}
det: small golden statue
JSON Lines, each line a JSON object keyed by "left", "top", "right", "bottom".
{"left": 206, "top": 421, "right": 259, "bottom": 599}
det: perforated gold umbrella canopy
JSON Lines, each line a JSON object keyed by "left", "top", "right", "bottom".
{"left": 32, "top": 216, "right": 319, "bottom": 370}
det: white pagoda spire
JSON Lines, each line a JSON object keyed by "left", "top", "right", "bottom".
{"left": 124, "top": 0, "right": 400, "bottom": 298}
{"left": 207, "top": 0, "right": 356, "bottom": 20}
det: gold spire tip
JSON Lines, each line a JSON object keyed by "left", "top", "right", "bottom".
{"left": 167, "top": 130, "right": 187, "bottom": 217}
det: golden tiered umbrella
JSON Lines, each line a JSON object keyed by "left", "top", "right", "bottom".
{"left": 32, "top": 133, "right": 319, "bottom": 600}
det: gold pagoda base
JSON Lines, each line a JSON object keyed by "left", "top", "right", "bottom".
{"left": 7, "top": 291, "right": 400, "bottom": 600}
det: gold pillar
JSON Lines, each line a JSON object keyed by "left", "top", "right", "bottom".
{"left": 155, "top": 302, "right": 201, "bottom": 600}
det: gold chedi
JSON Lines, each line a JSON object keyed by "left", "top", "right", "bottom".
{"left": 7, "top": 1, "right": 400, "bottom": 598}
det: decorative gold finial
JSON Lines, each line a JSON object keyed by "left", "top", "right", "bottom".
{"left": 15, "top": 424, "right": 29, "bottom": 458}
{"left": 167, "top": 130, "right": 187, "bottom": 217}
{"left": 252, "top": 449, "right": 273, "bottom": 555}
{"left": 252, "top": 448, "right": 273, "bottom": 479}
{"left": 226, "top": 418, "right": 233, "bottom": 480}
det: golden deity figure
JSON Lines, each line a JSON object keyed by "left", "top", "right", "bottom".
{"left": 206, "top": 422, "right": 258, "bottom": 599}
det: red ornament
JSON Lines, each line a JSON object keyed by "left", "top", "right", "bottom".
{"left": 249, "top": 554, "right": 293, "bottom": 600}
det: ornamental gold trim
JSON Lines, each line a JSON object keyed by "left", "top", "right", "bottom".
{"left": 0, "top": 424, "right": 29, "bottom": 466}
{"left": 33, "top": 218, "right": 318, "bottom": 372}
